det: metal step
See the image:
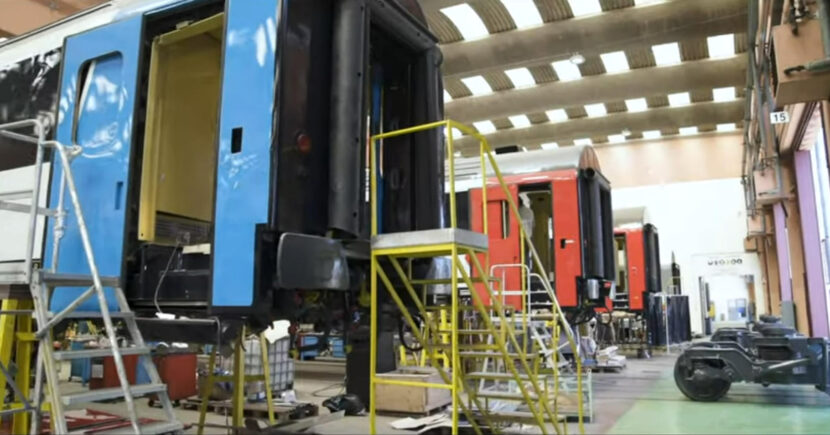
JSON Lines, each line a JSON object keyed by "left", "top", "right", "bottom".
{"left": 466, "top": 371, "right": 544, "bottom": 381}
{"left": 459, "top": 351, "right": 539, "bottom": 359}
{"left": 84, "top": 420, "right": 184, "bottom": 435}
{"left": 477, "top": 390, "right": 539, "bottom": 401}
{"left": 487, "top": 410, "right": 563, "bottom": 423}
{"left": 53, "top": 346, "right": 150, "bottom": 361}
{"left": 41, "top": 272, "right": 120, "bottom": 287}
{"left": 62, "top": 384, "right": 167, "bottom": 406}
{"left": 437, "top": 329, "right": 494, "bottom": 335}
{"left": 54, "top": 311, "right": 134, "bottom": 319}
{"left": 433, "top": 344, "right": 500, "bottom": 351}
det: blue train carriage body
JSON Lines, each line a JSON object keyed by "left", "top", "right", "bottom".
{"left": 5, "top": 0, "right": 446, "bottom": 331}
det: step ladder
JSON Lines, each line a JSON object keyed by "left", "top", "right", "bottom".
{"left": 0, "top": 119, "right": 182, "bottom": 434}
{"left": 367, "top": 120, "right": 584, "bottom": 435}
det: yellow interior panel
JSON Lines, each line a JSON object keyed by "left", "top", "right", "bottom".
{"left": 138, "top": 14, "right": 224, "bottom": 243}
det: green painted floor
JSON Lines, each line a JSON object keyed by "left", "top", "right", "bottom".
{"left": 608, "top": 365, "right": 830, "bottom": 434}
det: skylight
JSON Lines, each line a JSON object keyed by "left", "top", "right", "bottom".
{"left": 440, "top": 4, "right": 489, "bottom": 40}
{"left": 505, "top": 67, "right": 536, "bottom": 88}
{"left": 584, "top": 103, "right": 607, "bottom": 118}
{"left": 707, "top": 34, "right": 735, "bottom": 59}
{"left": 679, "top": 126, "right": 699, "bottom": 136}
{"left": 574, "top": 138, "right": 593, "bottom": 146}
{"left": 625, "top": 98, "right": 648, "bottom": 112}
{"left": 652, "top": 42, "right": 682, "bottom": 66}
{"left": 473, "top": 120, "right": 497, "bottom": 134}
{"left": 600, "top": 51, "right": 630, "bottom": 74}
{"left": 546, "top": 109, "right": 569, "bottom": 123}
{"left": 552, "top": 60, "right": 582, "bottom": 81}
{"left": 509, "top": 115, "right": 532, "bottom": 128}
{"left": 668, "top": 92, "right": 691, "bottom": 107}
{"left": 568, "top": 0, "right": 602, "bottom": 17}
{"left": 444, "top": 90, "right": 453, "bottom": 102}
{"left": 642, "top": 130, "right": 662, "bottom": 139}
{"left": 713, "top": 86, "right": 736, "bottom": 102}
{"left": 717, "top": 123, "right": 737, "bottom": 132}
{"left": 541, "top": 142, "right": 559, "bottom": 150}
{"left": 608, "top": 134, "right": 626, "bottom": 144}
{"left": 461, "top": 75, "right": 493, "bottom": 96}
{"left": 501, "top": 0, "right": 543, "bottom": 28}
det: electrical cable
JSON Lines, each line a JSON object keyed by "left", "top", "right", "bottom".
{"left": 311, "top": 380, "right": 345, "bottom": 398}
{"left": 153, "top": 243, "right": 180, "bottom": 315}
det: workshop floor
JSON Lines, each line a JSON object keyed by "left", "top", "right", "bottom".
{"left": 72, "top": 352, "right": 830, "bottom": 434}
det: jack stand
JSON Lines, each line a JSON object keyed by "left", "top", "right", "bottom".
{"left": 197, "top": 326, "right": 276, "bottom": 434}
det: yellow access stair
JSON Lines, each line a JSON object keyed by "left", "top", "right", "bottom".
{"left": 368, "top": 120, "right": 584, "bottom": 435}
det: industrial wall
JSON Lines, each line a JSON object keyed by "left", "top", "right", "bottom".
{"left": 612, "top": 177, "right": 764, "bottom": 334}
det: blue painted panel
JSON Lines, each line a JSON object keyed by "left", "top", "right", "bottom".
{"left": 46, "top": 17, "right": 143, "bottom": 312}
{"left": 211, "top": 0, "right": 280, "bottom": 308}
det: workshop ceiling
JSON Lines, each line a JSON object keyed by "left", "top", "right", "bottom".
{"left": 422, "top": 0, "right": 749, "bottom": 153}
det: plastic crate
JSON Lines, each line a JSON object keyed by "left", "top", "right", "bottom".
{"left": 328, "top": 336, "right": 345, "bottom": 359}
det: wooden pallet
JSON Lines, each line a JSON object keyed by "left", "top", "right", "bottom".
{"left": 181, "top": 397, "right": 318, "bottom": 423}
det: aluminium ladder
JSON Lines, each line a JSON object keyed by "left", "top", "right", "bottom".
{"left": 0, "top": 119, "right": 182, "bottom": 434}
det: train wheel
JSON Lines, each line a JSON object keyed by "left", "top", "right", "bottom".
{"left": 674, "top": 355, "right": 731, "bottom": 402}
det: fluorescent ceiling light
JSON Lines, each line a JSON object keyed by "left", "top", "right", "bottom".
{"left": 443, "top": 90, "right": 453, "bottom": 102}
{"left": 509, "top": 115, "right": 532, "bottom": 128}
{"left": 643, "top": 130, "right": 662, "bottom": 139}
{"left": 574, "top": 138, "right": 593, "bottom": 146}
{"left": 600, "top": 51, "right": 630, "bottom": 74}
{"left": 625, "top": 98, "right": 648, "bottom": 112}
{"left": 668, "top": 92, "right": 691, "bottom": 107}
{"left": 453, "top": 151, "right": 463, "bottom": 157}
{"left": 707, "top": 34, "right": 735, "bottom": 59}
{"left": 608, "top": 134, "right": 626, "bottom": 144}
{"left": 473, "top": 120, "right": 497, "bottom": 134}
{"left": 717, "top": 123, "right": 737, "bottom": 132}
{"left": 568, "top": 0, "right": 602, "bottom": 16}
{"left": 541, "top": 142, "right": 559, "bottom": 150}
{"left": 504, "top": 67, "right": 536, "bottom": 88}
{"left": 444, "top": 127, "right": 464, "bottom": 137}
{"left": 552, "top": 60, "right": 582, "bottom": 81}
{"left": 546, "top": 109, "right": 569, "bottom": 123}
{"left": 440, "top": 4, "right": 489, "bottom": 40}
{"left": 501, "top": 0, "right": 543, "bottom": 28}
{"left": 461, "top": 75, "right": 493, "bottom": 96}
{"left": 634, "top": 0, "right": 661, "bottom": 4}
{"left": 584, "top": 103, "right": 607, "bottom": 118}
{"left": 679, "top": 126, "right": 699, "bottom": 136}
{"left": 712, "top": 86, "right": 736, "bottom": 102}
{"left": 652, "top": 42, "right": 682, "bottom": 66}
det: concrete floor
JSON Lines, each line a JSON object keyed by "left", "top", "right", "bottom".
{"left": 72, "top": 352, "right": 830, "bottom": 434}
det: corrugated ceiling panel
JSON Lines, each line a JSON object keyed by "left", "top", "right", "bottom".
{"left": 483, "top": 70, "right": 514, "bottom": 91}
{"left": 492, "top": 118, "right": 514, "bottom": 130}
{"left": 535, "top": 0, "right": 573, "bottom": 22}
{"left": 736, "top": 87, "right": 747, "bottom": 98}
{"left": 735, "top": 32, "right": 749, "bottom": 53}
{"left": 578, "top": 56, "right": 606, "bottom": 76}
{"left": 661, "top": 126, "right": 680, "bottom": 136}
{"left": 600, "top": 0, "right": 635, "bottom": 11}
{"left": 565, "top": 106, "right": 587, "bottom": 119}
{"left": 647, "top": 95, "right": 670, "bottom": 108}
{"left": 680, "top": 39, "right": 709, "bottom": 61}
{"left": 699, "top": 124, "right": 717, "bottom": 133}
{"left": 605, "top": 101, "right": 627, "bottom": 113}
{"left": 690, "top": 89, "right": 713, "bottom": 103}
{"left": 470, "top": 0, "right": 516, "bottom": 34}
{"left": 592, "top": 135, "right": 609, "bottom": 144}
{"left": 528, "top": 64, "right": 558, "bottom": 83}
{"left": 527, "top": 112, "right": 550, "bottom": 124}
{"left": 424, "top": 10, "right": 463, "bottom": 44}
{"left": 626, "top": 47, "right": 656, "bottom": 69}
{"left": 445, "top": 78, "right": 472, "bottom": 98}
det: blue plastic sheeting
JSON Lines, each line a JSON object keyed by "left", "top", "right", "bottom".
{"left": 211, "top": 0, "right": 281, "bottom": 308}
{"left": 46, "top": 16, "right": 143, "bottom": 312}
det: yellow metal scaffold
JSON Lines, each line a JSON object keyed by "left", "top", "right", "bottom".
{"left": 368, "top": 120, "right": 585, "bottom": 435}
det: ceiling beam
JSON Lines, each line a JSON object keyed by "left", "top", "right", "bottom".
{"left": 0, "top": 0, "right": 71, "bottom": 36}
{"left": 452, "top": 100, "right": 745, "bottom": 151}
{"left": 440, "top": 0, "right": 747, "bottom": 79}
{"left": 446, "top": 56, "right": 746, "bottom": 123}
